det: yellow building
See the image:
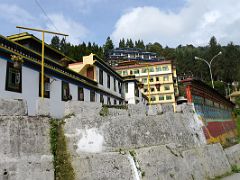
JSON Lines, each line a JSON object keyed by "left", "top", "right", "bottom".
{"left": 113, "top": 61, "right": 179, "bottom": 106}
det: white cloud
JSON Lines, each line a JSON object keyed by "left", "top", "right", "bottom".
{"left": 111, "top": 0, "right": 240, "bottom": 47}
{"left": 46, "top": 14, "right": 89, "bottom": 44}
{"left": 0, "top": 3, "right": 89, "bottom": 45}
{"left": 0, "top": 3, "right": 35, "bottom": 25}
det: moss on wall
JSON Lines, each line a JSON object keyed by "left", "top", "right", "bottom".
{"left": 50, "top": 119, "right": 75, "bottom": 180}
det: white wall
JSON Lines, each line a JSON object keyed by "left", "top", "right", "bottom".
{"left": 124, "top": 82, "right": 136, "bottom": 104}
{"left": 0, "top": 59, "right": 39, "bottom": 115}
{"left": 96, "top": 66, "right": 122, "bottom": 101}
{"left": 0, "top": 57, "right": 99, "bottom": 118}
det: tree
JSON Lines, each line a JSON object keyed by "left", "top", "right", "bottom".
{"left": 119, "top": 38, "right": 126, "bottom": 48}
{"left": 135, "top": 40, "right": 145, "bottom": 49}
{"left": 50, "top": 36, "right": 60, "bottom": 50}
{"left": 126, "top": 39, "right": 134, "bottom": 48}
{"left": 103, "top": 36, "right": 114, "bottom": 60}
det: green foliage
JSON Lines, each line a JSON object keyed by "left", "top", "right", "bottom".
{"left": 103, "top": 36, "right": 114, "bottom": 59}
{"left": 126, "top": 39, "right": 134, "bottom": 48}
{"left": 50, "top": 119, "right": 75, "bottom": 180}
{"left": 231, "top": 165, "right": 240, "bottom": 173}
{"left": 99, "top": 106, "right": 109, "bottom": 116}
{"left": 135, "top": 39, "right": 145, "bottom": 49}
{"left": 103, "top": 104, "right": 128, "bottom": 109}
{"left": 51, "top": 35, "right": 240, "bottom": 88}
{"left": 235, "top": 97, "right": 240, "bottom": 107}
{"left": 119, "top": 38, "right": 126, "bottom": 48}
{"left": 236, "top": 115, "right": 240, "bottom": 138}
{"left": 50, "top": 36, "right": 61, "bottom": 50}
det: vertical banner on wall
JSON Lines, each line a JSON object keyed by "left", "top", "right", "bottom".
{"left": 186, "top": 85, "right": 192, "bottom": 103}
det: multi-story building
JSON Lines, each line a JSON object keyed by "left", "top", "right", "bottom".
{"left": 108, "top": 48, "right": 164, "bottom": 66}
{"left": 0, "top": 32, "right": 147, "bottom": 118}
{"left": 113, "top": 61, "right": 179, "bottom": 107}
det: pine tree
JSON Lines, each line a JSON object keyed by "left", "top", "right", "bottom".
{"left": 126, "top": 39, "right": 134, "bottom": 48}
{"left": 103, "top": 36, "right": 114, "bottom": 60}
{"left": 50, "top": 36, "right": 60, "bottom": 50}
{"left": 119, "top": 38, "right": 126, "bottom": 48}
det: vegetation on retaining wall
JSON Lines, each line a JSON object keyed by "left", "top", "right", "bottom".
{"left": 50, "top": 119, "right": 75, "bottom": 180}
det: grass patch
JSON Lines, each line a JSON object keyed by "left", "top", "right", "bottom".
{"left": 210, "top": 165, "right": 240, "bottom": 179}
{"left": 236, "top": 115, "right": 240, "bottom": 138}
{"left": 103, "top": 104, "right": 128, "bottom": 110}
{"left": 99, "top": 106, "right": 109, "bottom": 116}
{"left": 50, "top": 119, "right": 75, "bottom": 180}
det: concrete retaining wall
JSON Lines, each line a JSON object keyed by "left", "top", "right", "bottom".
{"left": 67, "top": 143, "right": 231, "bottom": 180}
{"left": 0, "top": 99, "right": 27, "bottom": 116}
{"left": 225, "top": 143, "right": 240, "bottom": 167}
{"left": 64, "top": 102, "right": 206, "bottom": 154}
{"left": 0, "top": 114, "right": 53, "bottom": 180}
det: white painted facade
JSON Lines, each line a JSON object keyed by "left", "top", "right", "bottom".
{"left": 95, "top": 66, "right": 122, "bottom": 105}
{"left": 124, "top": 81, "right": 147, "bottom": 105}
{"left": 0, "top": 57, "right": 97, "bottom": 118}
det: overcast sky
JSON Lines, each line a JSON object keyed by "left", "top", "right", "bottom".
{"left": 1, "top": 0, "right": 240, "bottom": 47}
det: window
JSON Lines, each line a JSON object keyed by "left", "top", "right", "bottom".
{"left": 156, "top": 66, "right": 161, "bottom": 72}
{"left": 130, "top": 70, "right": 133, "bottom": 75}
{"left": 99, "top": 69, "right": 103, "bottom": 85}
{"left": 39, "top": 73, "right": 50, "bottom": 98}
{"left": 125, "top": 83, "right": 128, "bottom": 93}
{"left": 114, "top": 99, "right": 117, "bottom": 105}
{"left": 144, "top": 89, "right": 148, "bottom": 93}
{"left": 87, "top": 67, "right": 94, "bottom": 79}
{"left": 163, "top": 75, "right": 169, "bottom": 81}
{"left": 150, "top": 96, "right": 156, "bottom": 102}
{"left": 90, "top": 90, "right": 95, "bottom": 102}
{"left": 78, "top": 87, "right": 84, "bottom": 101}
{"left": 159, "top": 96, "right": 165, "bottom": 101}
{"left": 5, "top": 62, "right": 22, "bottom": 93}
{"left": 151, "top": 88, "right": 155, "bottom": 92}
{"left": 107, "top": 97, "right": 111, "bottom": 105}
{"left": 164, "top": 85, "right": 170, "bottom": 91}
{"left": 150, "top": 78, "right": 154, "bottom": 82}
{"left": 100, "top": 94, "right": 104, "bottom": 104}
{"left": 62, "top": 81, "right": 70, "bottom": 101}
{"left": 142, "top": 68, "right": 147, "bottom": 73}
{"left": 166, "top": 95, "right": 172, "bottom": 100}
{"left": 114, "top": 79, "right": 116, "bottom": 91}
{"left": 107, "top": 74, "right": 110, "bottom": 88}
{"left": 142, "top": 78, "right": 147, "bottom": 83}
{"left": 155, "top": 84, "right": 160, "bottom": 91}
{"left": 149, "top": 67, "right": 154, "bottom": 72}
{"left": 135, "top": 84, "right": 139, "bottom": 97}
{"left": 162, "top": 66, "right": 169, "bottom": 71}
{"left": 123, "top": 71, "right": 127, "bottom": 76}
{"left": 118, "top": 82, "right": 122, "bottom": 94}
{"left": 156, "top": 77, "right": 159, "bottom": 81}
{"left": 134, "top": 69, "right": 139, "bottom": 74}
{"left": 117, "top": 71, "right": 122, "bottom": 75}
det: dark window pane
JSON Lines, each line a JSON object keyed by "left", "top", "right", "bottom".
{"left": 5, "top": 62, "right": 22, "bottom": 93}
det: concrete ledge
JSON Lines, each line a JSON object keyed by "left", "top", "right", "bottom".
{"left": 135, "top": 143, "right": 231, "bottom": 180}
{"left": 224, "top": 143, "right": 240, "bottom": 167}
{"left": 128, "top": 104, "right": 147, "bottom": 116}
{"left": 65, "top": 101, "right": 102, "bottom": 116}
{"left": 72, "top": 152, "right": 135, "bottom": 180}
{"left": 147, "top": 104, "right": 163, "bottom": 116}
{"left": 0, "top": 99, "right": 27, "bottom": 116}
{"left": 36, "top": 98, "right": 50, "bottom": 116}
{"left": 0, "top": 155, "right": 54, "bottom": 180}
